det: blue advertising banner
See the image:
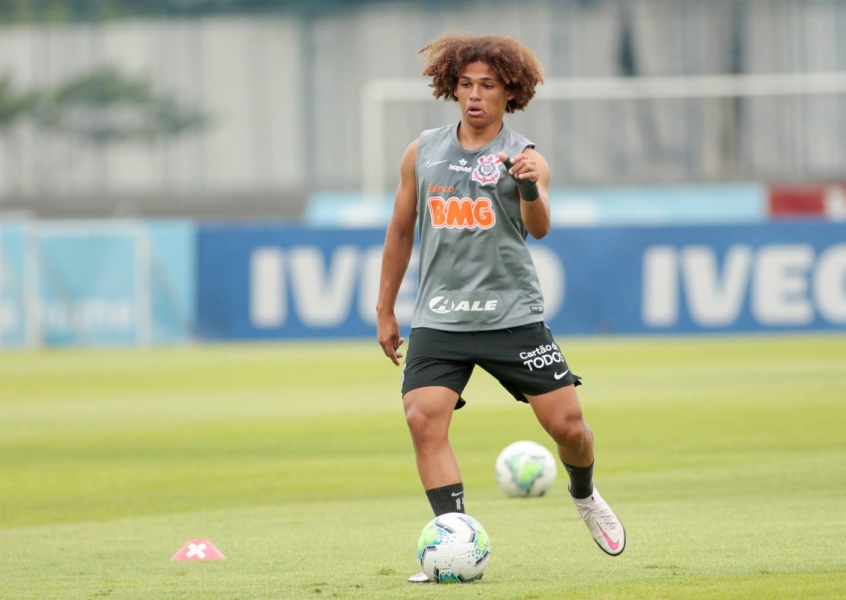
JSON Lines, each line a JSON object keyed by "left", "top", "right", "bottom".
{"left": 543, "top": 221, "right": 846, "bottom": 334}
{"left": 0, "top": 223, "right": 27, "bottom": 347}
{"left": 197, "top": 220, "right": 846, "bottom": 340}
{"left": 37, "top": 227, "right": 140, "bottom": 346}
{"left": 148, "top": 221, "right": 197, "bottom": 344}
{"left": 197, "top": 225, "right": 389, "bottom": 340}
{"left": 0, "top": 220, "right": 196, "bottom": 348}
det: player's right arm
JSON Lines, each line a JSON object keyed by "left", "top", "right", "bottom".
{"left": 376, "top": 139, "right": 419, "bottom": 366}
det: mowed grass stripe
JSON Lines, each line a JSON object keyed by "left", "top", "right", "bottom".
{"left": 0, "top": 488, "right": 843, "bottom": 599}
{"left": 0, "top": 334, "right": 844, "bottom": 598}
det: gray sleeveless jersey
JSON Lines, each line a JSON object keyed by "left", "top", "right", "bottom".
{"left": 412, "top": 123, "right": 546, "bottom": 331}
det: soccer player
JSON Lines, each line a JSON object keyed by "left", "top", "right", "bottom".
{"left": 376, "top": 34, "right": 626, "bottom": 583}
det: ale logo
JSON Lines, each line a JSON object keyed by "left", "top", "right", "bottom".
{"left": 428, "top": 197, "right": 496, "bottom": 230}
{"left": 428, "top": 295, "right": 499, "bottom": 315}
{"left": 429, "top": 296, "right": 455, "bottom": 314}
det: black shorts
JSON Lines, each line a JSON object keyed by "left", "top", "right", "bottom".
{"left": 401, "top": 322, "right": 581, "bottom": 410}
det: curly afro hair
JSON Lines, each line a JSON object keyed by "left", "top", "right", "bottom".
{"left": 418, "top": 34, "right": 544, "bottom": 113}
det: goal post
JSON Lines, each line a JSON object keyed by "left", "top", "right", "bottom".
{"left": 361, "top": 72, "right": 846, "bottom": 200}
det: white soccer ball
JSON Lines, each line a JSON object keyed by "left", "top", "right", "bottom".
{"left": 495, "top": 440, "right": 558, "bottom": 497}
{"left": 416, "top": 512, "right": 490, "bottom": 583}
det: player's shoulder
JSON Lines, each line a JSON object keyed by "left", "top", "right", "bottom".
{"left": 400, "top": 138, "right": 419, "bottom": 170}
{"left": 420, "top": 123, "right": 457, "bottom": 144}
{"left": 404, "top": 138, "right": 420, "bottom": 153}
{"left": 503, "top": 127, "right": 535, "bottom": 152}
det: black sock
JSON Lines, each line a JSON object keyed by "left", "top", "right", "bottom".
{"left": 425, "top": 483, "right": 465, "bottom": 516}
{"left": 564, "top": 462, "right": 594, "bottom": 499}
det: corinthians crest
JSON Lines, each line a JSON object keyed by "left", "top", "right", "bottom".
{"left": 471, "top": 154, "right": 502, "bottom": 186}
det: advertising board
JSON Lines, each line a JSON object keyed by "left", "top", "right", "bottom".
{"left": 0, "top": 221, "right": 195, "bottom": 347}
{"left": 197, "top": 221, "right": 846, "bottom": 339}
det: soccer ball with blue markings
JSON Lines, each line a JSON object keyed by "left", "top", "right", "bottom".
{"left": 416, "top": 512, "right": 490, "bottom": 583}
{"left": 495, "top": 440, "right": 558, "bottom": 497}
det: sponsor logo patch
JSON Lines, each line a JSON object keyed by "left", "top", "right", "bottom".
{"left": 471, "top": 154, "right": 502, "bottom": 186}
{"left": 428, "top": 196, "right": 496, "bottom": 229}
{"left": 519, "top": 343, "right": 565, "bottom": 372}
{"left": 449, "top": 160, "right": 473, "bottom": 173}
{"left": 428, "top": 295, "right": 498, "bottom": 314}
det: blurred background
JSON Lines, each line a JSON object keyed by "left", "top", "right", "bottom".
{"left": 1, "top": 0, "right": 845, "bottom": 347}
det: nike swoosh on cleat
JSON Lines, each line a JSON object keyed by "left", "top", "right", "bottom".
{"left": 425, "top": 160, "right": 447, "bottom": 168}
{"left": 597, "top": 524, "right": 620, "bottom": 551}
{"left": 554, "top": 369, "right": 570, "bottom": 380}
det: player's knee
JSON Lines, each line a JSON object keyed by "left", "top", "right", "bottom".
{"left": 404, "top": 404, "right": 425, "bottom": 433}
{"left": 547, "top": 414, "right": 589, "bottom": 450}
{"left": 404, "top": 405, "right": 445, "bottom": 444}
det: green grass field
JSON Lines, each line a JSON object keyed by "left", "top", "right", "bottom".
{"left": 1, "top": 334, "right": 845, "bottom": 599}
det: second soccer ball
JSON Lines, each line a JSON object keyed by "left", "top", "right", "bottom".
{"left": 494, "top": 440, "right": 558, "bottom": 497}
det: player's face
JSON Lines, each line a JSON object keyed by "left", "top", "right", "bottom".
{"left": 455, "top": 61, "right": 514, "bottom": 128}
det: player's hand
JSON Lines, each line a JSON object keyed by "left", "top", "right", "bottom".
{"left": 377, "top": 314, "right": 405, "bottom": 366}
{"left": 498, "top": 151, "right": 539, "bottom": 183}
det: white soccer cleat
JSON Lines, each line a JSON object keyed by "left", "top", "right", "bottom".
{"left": 407, "top": 572, "right": 433, "bottom": 583}
{"left": 572, "top": 487, "right": 626, "bottom": 556}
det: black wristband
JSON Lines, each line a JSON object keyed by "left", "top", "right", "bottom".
{"left": 502, "top": 158, "right": 540, "bottom": 201}
{"left": 516, "top": 179, "right": 540, "bottom": 201}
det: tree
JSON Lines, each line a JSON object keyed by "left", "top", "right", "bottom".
{"left": 36, "top": 66, "right": 208, "bottom": 145}
{"left": 0, "top": 75, "right": 40, "bottom": 194}
{"left": 0, "top": 66, "right": 210, "bottom": 196}
{"left": 30, "top": 66, "right": 211, "bottom": 193}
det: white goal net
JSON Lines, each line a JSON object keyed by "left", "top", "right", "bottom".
{"left": 361, "top": 72, "right": 846, "bottom": 200}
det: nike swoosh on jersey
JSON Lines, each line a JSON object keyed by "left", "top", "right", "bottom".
{"left": 425, "top": 159, "right": 447, "bottom": 168}
{"left": 554, "top": 369, "right": 570, "bottom": 380}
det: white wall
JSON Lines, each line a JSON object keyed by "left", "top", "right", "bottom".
{"left": 0, "top": 0, "right": 843, "bottom": 202}
{"left": 0, "top": 16, "right": 302, "bottom": 198}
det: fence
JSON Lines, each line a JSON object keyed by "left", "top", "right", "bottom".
{"left": 1, "top": 0, "right": 846, "bottom": 217}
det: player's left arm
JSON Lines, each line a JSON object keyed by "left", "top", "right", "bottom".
{"left": 497, "top": 147, "right": 551, "bottom": 239}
